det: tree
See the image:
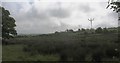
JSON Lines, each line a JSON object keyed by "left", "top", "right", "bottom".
{"left": 95, "top": 27, "right": 103, "bottom": 33}
{"left": 107, "top": 1, "right": 120, "bottom": 13}
{"left": 78, "top": 29, "right": 81, "bottom": 31}
{"left": 1, "top": 7, "right": 17, "bottom": 39}
{"left": 66, "top": 29, "right": 74, "bottom": 32}
{"left": 55, "top": 31, "right": 59, "bottom": 34}
{"left": 81, "top": 28, "right": 85, "bottom": 31}
{"left": 0, "top": 7, "right": 2, "bottom": 37}
{"left": 103, "top": 27, "right": 109, "bottom": 33}
{"left": 107, "top": 0, "right": 120, "bottom": 20}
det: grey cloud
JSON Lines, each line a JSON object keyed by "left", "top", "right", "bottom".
{"left": 117, "top": 12, "right": 120, "bottom": 26}
{"left": 53, "top": 22, "right": 70, "bottom": 31}
{"left": 48, "top": 8, "right": 70, "bottom": 18}
{"left": 107, "top": 12, "right": 118, "bottom": 19}
{"left": 118, "top": 13, "right": 120, "bottom": 18}
{"left": 2, "top": 2, "right": 72, "bottom": 34}
{"left": 3, "top": 2, "right": 118, "bottom": 34}
{"left": 79, "top": 3, "right": 94, "bottom": 13}
{"left": 15, "top": 6, "right": 50, "bottom": 23}
{"left": 17, "top": 21, "right": 72, "bottom": 34}
{"left": 95, "top": 23, "right": 111, "bottom": 28}
{"left": 105, "top": 12, "right": 118, "bottom": 27}
{"left": 2, "top": 2, "right": 22, "bottom": 14}
{"left": 95, "top": 21, "right": 117, "bottom": 28}
{"left": 53, "top": 22, "right": 80, "bottom": 32}
{"left": 17, "top": 21, "right": 56, "bottom": 34}
{"left": 27, "top": 7, "right": 49, "bottom": 20}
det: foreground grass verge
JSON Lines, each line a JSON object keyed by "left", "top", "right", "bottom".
{"left": 2, "top": 45, "right": 59, "bottom": 61}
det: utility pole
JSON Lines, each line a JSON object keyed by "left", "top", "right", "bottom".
{"left": 88, "top": 18, "right": 94, "bottom": 29}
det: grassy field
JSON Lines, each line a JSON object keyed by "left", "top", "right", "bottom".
{"left": 3, "top": 45, "right": 59, "bottom": 61}
{"left": 0, "top": 45, "right": 2, "bottom": 62}
{"left": 2, "top": 31, "right": 120, "bottom": 62}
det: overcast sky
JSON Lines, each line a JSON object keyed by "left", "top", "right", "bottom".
{"left": 1, "top": 0, "right": 119, "bottom": 34}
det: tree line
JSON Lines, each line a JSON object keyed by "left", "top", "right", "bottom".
{"left": 55, "top": 27, "right": 118, "bottom": 34}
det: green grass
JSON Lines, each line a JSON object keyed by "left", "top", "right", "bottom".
{"left": 2, "top": 32, "right": 119, "bottom": 61}
{"left": 3, "top": 45, "right": 27, "bottom": 61}
{"left": 3, "top": 45, "right": 59, "bottom": 61}
{"left": 0, "top": 45, "right": 2, "bottom": 62}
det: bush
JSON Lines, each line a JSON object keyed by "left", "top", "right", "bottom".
{"left": 95, "top": 27, "right": 103, "bottom": 33}
{"left": 103, "top": 28, "right": 109, "bottom": 33}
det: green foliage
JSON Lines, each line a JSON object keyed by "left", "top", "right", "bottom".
{"left": 2, "top": 45, "right": 59, "bottom": 61}
{"left": 78, "top": 29, "right": 81, "bottom": 31}
{"left": 103, "top": 28, "right": 109, "bottom": 33}
{"left": 107, "top": 1, "right": 120, "bottom": 20}
{"left": 1, "top": 7, "right": 17, "bottom": 39}
{"left": 95, "top": 27, "right": 103, "bottom": 33}
{"left": 66, "top": 29, "right": 74, "bottom": 32}
{"left": 108, "top": 2, "right": 120, "bottom": 13}
{"left": 3, "top": 30, "right": 119, "bottom": 61}
{"left": 81, "top": 28, "right": 85, "bottom": 31}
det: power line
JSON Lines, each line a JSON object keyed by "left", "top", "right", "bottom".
{"left": 88, "top": 18, "right": 94, "bottom": 29}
